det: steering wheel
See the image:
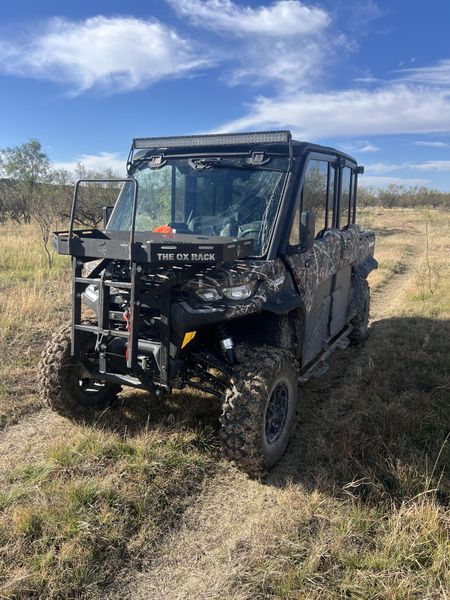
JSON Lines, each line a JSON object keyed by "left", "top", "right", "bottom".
{"left": 168, "top": 221, "right": 192, "bottom": 234}
{"left": 239, "top": 227, "right": 260, "bottom": 238}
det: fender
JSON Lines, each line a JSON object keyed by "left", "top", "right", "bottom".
{"left": 263, "top": 271, "right": 302, "bottom": 315}
{"left": 354, "top": 256, "right": 378, "bottom": 279}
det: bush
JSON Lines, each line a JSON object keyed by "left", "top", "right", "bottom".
{"left": 359, "top": 184, "right": 450, "bottom": 209}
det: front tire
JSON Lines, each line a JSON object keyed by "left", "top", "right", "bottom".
{"left": 220, "top": 346, "right": 298, "bottom": 476}
{"left": 38, "top": 323, "right": 121, "bottom": 417}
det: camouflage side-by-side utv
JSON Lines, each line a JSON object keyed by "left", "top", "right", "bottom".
{"left": 39, "top": 131, "right": 377, "bottom": 474}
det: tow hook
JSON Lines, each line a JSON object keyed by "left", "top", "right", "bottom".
{"left": 218, "top": 325, "right": 237, "bottom": 365}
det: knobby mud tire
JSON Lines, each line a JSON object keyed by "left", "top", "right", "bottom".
{"left": 220, "top": 346, "right": 298, "bottom": 477}
{"left": 38, "top": 323, "right": 121, "bottom": 418}
{"left": 349, "top": 282, "right": 370, "bottom": 344}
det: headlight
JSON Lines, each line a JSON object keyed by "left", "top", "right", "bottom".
{"left": 195, "top": 287, "right": 222, "bottom": 302}
{"left": 222, "top": 281, "right": 257, "bottom": 300}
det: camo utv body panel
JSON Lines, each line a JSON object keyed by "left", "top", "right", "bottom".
{"left": 286, "top": 225, "right": 375, "bottom": 313}
{"left": 286, "top": 225, "right": 376, "bottom": 365}
{"left": 180, "top": 225, "right": 375, "bottom": 329}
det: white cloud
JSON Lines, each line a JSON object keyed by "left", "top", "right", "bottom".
{"left": 364, "top": 160, "right": 450, "bottom": 174}
{"left": 413, "top": 140, "right": 449, "bottom": 148}
{"left": 359, "top": 142, "right": 380, "bottom": 152}
{"left": 341, "top": 140, "right": 380, "bottom": 153}
{"left": 167, "top": 0, "right": 330, "bottom": 36}
{"left": 218, "top": 84, "right": 450, "bottom": 139}
{"left": 168, "top": 0, "right": 336, "bottom": 91}
{"left": 54, "top": 152, "right": 126, "bottom": 174}
{"left": 0, "top": 16, "right": 208, "bottom": 94}
{"left": 364, "top": 162, "right": 405, "bottom": 174}
{"left": 354, "top": 76, "right": 380, "bottom": 83}
{"left": 397, "top": 59, "right": 450, "bottom": 86}
{"left": 348, "top": 0, "right": 384, "bottom": 31}
{"left": 225, "top": 38, "right": 326, "bottom": 90}
{"left": 414, "top": 160, "right": 450, "bottom": 171}
{"left": 361, "top": 175, "right": 430, "bottom": 187}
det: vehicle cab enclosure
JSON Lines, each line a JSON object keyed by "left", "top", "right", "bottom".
{"left": 51, "top": 130, "right": 377, "bottom": 396}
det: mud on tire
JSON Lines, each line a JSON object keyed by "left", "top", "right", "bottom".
{"left": 38, "top": 323, "right": 121, "bottom": 417}
{"left": 349, "top": 281, "right": 370, "bottom": 344}
{"left": 220, "top": 346, "right": 298, "bottom": 476}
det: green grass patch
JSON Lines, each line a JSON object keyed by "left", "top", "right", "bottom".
{"left": 0, "top": 226, "right": 70, "bottom": 427}
{"left": 242, "top": 498, "right": 449, "bottom": 600}
{"left": 0, "top": 427, "right": 218, "bottom": 598}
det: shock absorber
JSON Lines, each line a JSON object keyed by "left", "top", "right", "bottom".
{"left": 217, "top": 324, "right": 237, "bottom": 365}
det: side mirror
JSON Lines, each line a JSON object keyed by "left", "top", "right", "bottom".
{"left": 102, "top": 206, "right": 114, "bottom": 228}
{"left": 300, "top": 210, "right": 315, "bottom": 252}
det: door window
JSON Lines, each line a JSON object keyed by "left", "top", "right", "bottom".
{"left": 289, "top": 158, "right": 335, "bottom": 247}
{"left": 302, "top": 159, "right": 328, "bottom": 237}
{"left": 340, "top": 167, "right": 352, "bottom": 228}
{"left": 326, "top": 162, "right": 336, "bottom": 229}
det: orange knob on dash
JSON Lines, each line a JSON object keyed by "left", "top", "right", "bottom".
{"left": 153, "top": 225, "right": 174, "bottom": 234}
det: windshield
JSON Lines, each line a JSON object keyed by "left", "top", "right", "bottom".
{"left": 107, "top": 157, "right": 288, "bottom": 256}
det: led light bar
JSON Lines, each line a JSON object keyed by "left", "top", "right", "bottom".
{"left": 133, "top": 130, "right": 291, "bottom": 150}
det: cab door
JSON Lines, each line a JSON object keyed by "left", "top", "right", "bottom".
{"left": 328, "top": 162, "right": 357, "bottom": 337}
{"left": 285, "top": 154, "right": 339, "bottom": 366}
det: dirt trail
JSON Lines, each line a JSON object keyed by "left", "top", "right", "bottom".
{"left": 0, "top": 230, "right": 426, "bottom": 599}
{"left": 109, "top": 467, "right": 278, "bottom": 600}
{"left": 369, "top": 242, "right": 422, "bottom": 321}
{"left": 0, "top": 410, "right": 74, "bottom": 479}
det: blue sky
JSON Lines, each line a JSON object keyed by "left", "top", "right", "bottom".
{"left": 1, "top": 0, "right": 450, "bottom": 190}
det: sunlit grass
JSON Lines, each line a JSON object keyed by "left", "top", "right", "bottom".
{"left": 0, "top": 222, "right": 67, "bottom": 282}
{"left": 0, "top": 222, "right": 70, "bottom": 426}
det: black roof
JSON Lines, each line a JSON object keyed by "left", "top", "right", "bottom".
{"left": 291, "top": 140, "right": 357, "bottom": 163}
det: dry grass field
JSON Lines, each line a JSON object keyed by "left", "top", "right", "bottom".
{"left": 0, "top": 208, "right": 449, "bottom": 599}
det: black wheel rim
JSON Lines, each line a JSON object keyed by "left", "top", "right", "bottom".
{"left": 265, "top": 382, "right": 289, "bottom": 445}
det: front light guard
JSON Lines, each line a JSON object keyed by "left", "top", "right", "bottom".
{"left": 194, "top": 280, "right": 258, "bottom": 303}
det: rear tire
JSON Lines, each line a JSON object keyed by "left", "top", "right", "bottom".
{"left": 220, "top": 346, "right": 298, "bottom": 476}
{"left": 350, "top": 282, "right": 370, "bottom": 344}
{"left": 38, "top": 323, "right": 121, "bottom": 417}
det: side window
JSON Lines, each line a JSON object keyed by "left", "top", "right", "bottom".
{"left": 289, "top": 158, "right": 335, "bottom": 247}
{"left": 302, "top": 159, "right": 328, "bottom": 237}
{"left": 340, "top": 166, "right": 352, "bottom": 228}
{"left": 289, "top": 195, "right": 301, "bottom": 246}
{"left": 326, "top": 162, "right": 336, "bottom": 229}
{"left": 351, "top": 168, "right": 359, "bottom": 223}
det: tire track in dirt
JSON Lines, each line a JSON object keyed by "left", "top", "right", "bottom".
{"left": 0, "top": 410, "right": 74, "bottom": 479}
{"left": 108, "top": 467, "right": 278, "bottom": 600}
{"left": 369, "top": 242, "right": 423, "bottom": 321}
{"left": 108, "top": 239, "right": 426, "bottom": 600}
